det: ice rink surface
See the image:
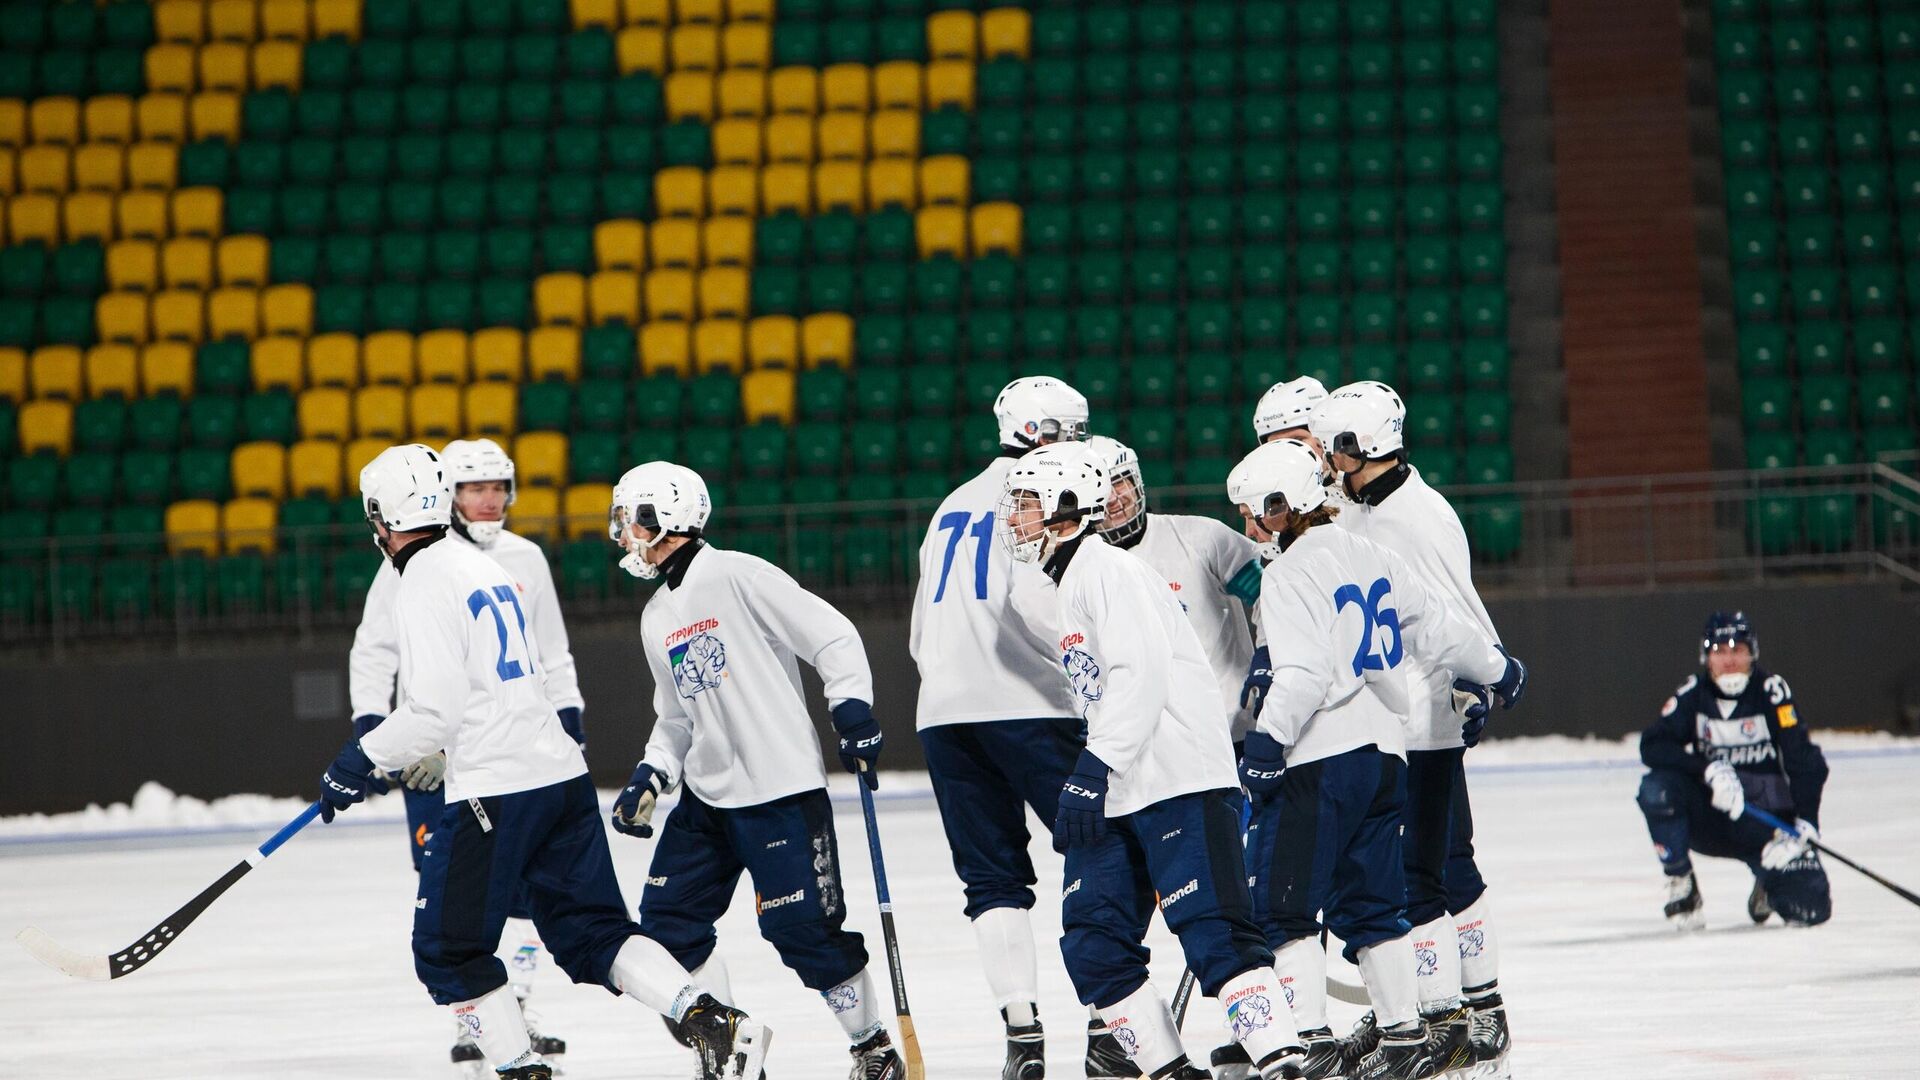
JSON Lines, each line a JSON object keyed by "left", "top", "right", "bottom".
{"left": 4, "top": 738, "right": 1917, "bottom": 1080}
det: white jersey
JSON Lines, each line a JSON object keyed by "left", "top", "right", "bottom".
{"left": 1052, "top": 535, "right": 1241, "bottom": 817}
{"left": 909, "top": 457, "right": 1082, "bottom": 729}
{"left": 1334, "top": 466, "right": 1502, "bottom": 751}
{"left": 350, "top": 527, "right": 584, "bottom": 720}
{"left": 1257, "top": 525, "right": 1507, "bottom": 768}
{"left": 356, "top": 536, "right": 587, "bottom": 801}
{"left": 1124, "top": 514, "right": 1262, "bottom": 741}
{"left": 638, "top": 544, "right": 874, "bottom": 809}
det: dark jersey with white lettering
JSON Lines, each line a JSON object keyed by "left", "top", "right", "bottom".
{"left": 1640, "top": 664, "right": 1827, "bottom": 826}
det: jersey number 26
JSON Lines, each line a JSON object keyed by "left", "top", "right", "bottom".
{"left": 1334, "top": 577, "right": 1404, "bottom": 677}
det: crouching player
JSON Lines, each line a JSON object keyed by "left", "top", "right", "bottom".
{"left": 318, "top": 445, "right": 769, "bottom": 1080}
{"left": 1002, "top": 442, "right": 1308, "bottom": 1080}
{"left": 606, "top": 461, "right": 908, "bottom": 1078}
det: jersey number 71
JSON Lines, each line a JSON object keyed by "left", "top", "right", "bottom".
{"left": 932, "top": 510, "right": 994, "bottom": 602}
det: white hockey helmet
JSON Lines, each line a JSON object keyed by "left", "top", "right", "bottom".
{"left": 1082, "top": 434, "right": 1147, "bottom": 546}
{"left": 441, "top": 438, "right": 516, "bottom": 547}
{"left": 1310, "top": 381, "right": 1407, "bottom": 461}
{"left": 1227, "top": 439, "right": 1329, "bottom": 560}
{"left": 998, "top": 441, "right": 1110, "bottom": 564}
{"left": 609, "top": 461, "right": 712, "bottom": 579}
{"left": 993, "top": 375, "right": 1090, "bottom": 450}
{"left": 360, "top": 444, "right": 452, "bottom": 552}
{"left": 1252, "top": 376, "right": 1329, "bottom": 440}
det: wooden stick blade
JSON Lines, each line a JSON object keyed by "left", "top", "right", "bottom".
{"left": 15, "top": 927, "right": 112, "bottom": 981}
{"left": 896, "top": 1013, "right": 925, "bottom": 1080}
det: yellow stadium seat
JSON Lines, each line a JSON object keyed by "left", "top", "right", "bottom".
{"left": 230, "top": 441, "right": 286, "bottom": 500}
{"left": 417, "top": 330, "right": 469, "bottom": 384}
{"left": 261, "top": 0, "right": 311, "bottom": 41}
{"left": 718, "top": 70, "right": 765, "bottom": 118}
{"left": 676, "top": 0, "right": 720, "bottom": 20}
{"left": 0, "top": 148, "right": 15, "bottom": 197}
{"left": 665, "top": 72, "right": 714, "bottom": 123}
{"left": 594, "top": 219, "right": 646, "bottom": 272}
{"left": 165, "top": 499, "right": 222, "bottom": 557}
{"left": 740, "top": 368, "right": 794, "bottom": 424}
{"left": 288, "top": 439, "right": 343, "bottom": 500}
{"left": 709, "top": 166, "right": 757, "bottom": 216}
{"left": 512, "top": 484, "right": 559, "bottom": 541}
{"left": 654, "top": 166, "right": 705, "bottom": 218}
{"left": 571, "top": 0, "right": 619, "bottom": 31}
{"left": 153, "top": 289, "right": 206, "bottom": 342}
{"left": 821, "top": 64, "right": 870, "bottom": 112}
{"left": 671, "top": 25, "right": 719, "bottom": 72}
{"left": 867, "top": 159, "right": 915, "bottom": 210}
{"left": 747, "top": 314, "right": 797, "bottom": 369}
{"left": 813, "top": 159, "right": 864, "bottom": 209}
{"left": 766, "top": 114, "right": 813, "bottom": 164}
{"left": 703, "top": 216, "right": 752, "bottom": 266}
{"left": 981, "top": 7, "right": 1030, "bottom": 60}
{"left": 723, "top": 22, "right": 770, "bottom": 70}
{"left": 527, "top": 326, "right": 581, "bottom": 381}
{"left": 260, "top": 284, "right": 313, "bottom": 336}
{"left": 252, "top": 337, "right": 304, "bottom": 392}
{"left": 917, "top": 206, "right": 967, "bottom": 260}
{"left": 209, "top": 0, "right": 257, "bottom": 42}
{"left": 817, "top": 112, "right": 866, "bottom": 161}
{"left": 306, "top": 333, "right": 359, "bottom": 388}
{"left": 106, "top": 240, "right": 157, "bottom": 292}
{"left": 921, "top": 155, "right": 969, "bottom": 206}
{"left": 0, "top": 100, "right": 23, "bottom": 149}
{"left": 161, "top": 237, "right": 213, "bottom": 289}
{"left": 535, "top": 273, "right": 587, "bottom": 327}
{"left": 19, "top": 399, "right": 73, "bottom": 454}
{"left": 30, "top": 346, "right": 84, "bottom": 400}
{"left": 29, "top": 97, "right": 81, "bottom": 146}
{"left": 802, "top": 311, "right": 854, "bottom": 369}
{"left": 140, "top": 342, "right": 195, "bottom": 397}
{"left": 171, "top": 187, "right": 223, "bottom": 237}
{"left": 928, "top": 10, "right": 977, "bottom": 62}
{"left": 216, "top": 234, "right": 268, "bottom": 287}
{"left": 72, "top": 144, "right": 122, "bottom": 193}
{"left": 8, "top": 194, "right": 58, "bottom": 246}
{"left": 972, "top": 202, "right": 1021, "bottom": 258}
{"left": 297, "top": 386, "right": 351, "bottom": 438}
{"left": 472, "top": 328, "right": 524, "bottom": 382}
{"left": 190, "top": 91, "right": 242, "bottom": 140}
{"left": 711, "top": 118, "right": 761, "bottom": 167}
{"left": 616, "top": 27, "right": 666, "bottom": 76}
{"left": 362, "top": 330, "right": 415, "bottom": 386}
{"left": 223, "top": 497, "right": 279, "bottom": 555}
{"left": 117, "top": 190, "right": 168, "bottom": 240}
{"left": 648, "top": 217, "right": 699, "bottom": 269}
{"left": 409, "top": 384, "right": 462, "bottom": 440}
{"left": 727, "top": 0, "right": 773, "bottom": 19}
{"left": 644, "top": 269, "right": 695, "bottom": 322}
{"left": 65, "top": 192, "right": 116, "bottom": 244}
{"left": 19, "top": 146, "right": 71, "bottom": 195}
{"left": 639, "top": 321, "right": 691, "bottom": 376}
{"left": 870, "top": 109, "right": 918, "bottom": 159}
{"left": 128, "top": 142, "right": 180, "bottom": 190}
{"left": 96, "top": 293, "right": 150, "bottom": 344}
{"left": 84, "top": 97, "right": 137, "bottom": 145}
{"left": 589, "top": 270, "right": 642, "bottom": 325}
{"left": 253, "top": 41, "right": 303, "bottom": 91}
{"left": 137, "top": 94, "right": 189, "bottom": 143}
{"left": 769, "top": 66, "right": 818, "bottom": 114}
{"left": 341, "top": 436, "right": 384, "bottom": 485}
{"left": 562, "top": 482, "right": 611, "bottom": 540}
{"left": 312, "top": 0, "right": 362, "bottom": 40}
{"left": 514, "top": 431, "right": 568, "bottom": 488}
{"left": 623, "top": 0, "right": 669, "bottom": 25}
{"left": 354, "top": 385, "right": 406, "bottom": 440}
{"left": 761, "top": 163, "right": 810, "bottom": 215}
{"left": 154, "top": 1, "right": 207, "bottom": 45}
{"left": 927, "top": 61, "right": 974, "bottom": 111}
{"left": 463, "top": 381, "right": 515, "bottom": 438}
{"left": 874, "top": 60, "right": 922, "bottom": 111}
{"left": 198, "top": 46, "right": 249, "bottom": 95}
{"left": 699, "top": 266, "right": 748, "bottom": 318}
{"left": 0, "top": 348, "right": 22, "bottom": 404}
{"left": 693, "top": 318, "right": 743, "bottom": 374}
{"left": 85, "top": 344, "right": 140, "bottom": 399}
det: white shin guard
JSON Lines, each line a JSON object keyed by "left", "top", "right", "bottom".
{"left": 1410, "top": 915, "right": 1463, "bottom": 1013}
{"left": 1098, "top": 982, "right": 1184, "bottom": 1076}
{"left": 1220, "top": 967, "right": 1302, "bottom": 1065}
{"left": 610, "top": 934, "right": 699, "bottom": 1019}
{"left": 1453, "top": 894, "right": 1500, "bottom": 995}
{"left": 502, "top": 916, "right": 542, "bottom": 1001}
{"left": 971, "top": 907, "right": 1040, "bottom": 1014}
{"left": 1354, "top": 937, "right": 1421, "bottom": 1030}
{"left": 451, "top": 984, "right": 532, "bottom": 1069}
{"left": 691, "top": 954, "right": 734, "bottom": 1005}
{"left": 1271, "top": 936, "right": 1328, "bottom": 1034}
{"left": 823, "top": 967, "right": 885, "bottom": 1044}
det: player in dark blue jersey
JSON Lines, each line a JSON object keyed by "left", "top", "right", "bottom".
{"left": 1636, "top": 612, "right": 1831, "bottom": 928}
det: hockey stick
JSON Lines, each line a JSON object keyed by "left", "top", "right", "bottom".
{"left": 856, "top": 766, "right": 925, "bottom": 1079}
{"left": 16, "top": 801, "right": 324, "bottom": 981}
{"left": 1744, "top": 806, "right": 1920, "bottom": 908}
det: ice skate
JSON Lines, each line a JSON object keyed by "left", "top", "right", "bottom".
{"left": 680, "top": 994, "right": 772, "bottom": 1080}
{"left": 1002, "top": 1007, "right": 1045, "bottom": 1080}
{"left": 520, "top": 1002, "right": 566, "bottom": 1073}
{"left": 1352, "top": 1021, "right": 1448, "bottom": 1080}
{"left": 1344, "top": 1013, "right": 1382, "bottom": 1060}
{"left": 497, "top": 1065, "right": 552, "bottom": 1080}
{"left": 1419, "top": 1008, "right": 1476, "bottom": 1078}
{"left": 1464, "top": 994, "right": 1510, "bottom": 1080}
{"left": 1209, "top": 1041, "right": 1254, "bottom": 1079}
{"left": 1296, "top": 1026, "right": 1367, "bottom": 1079}
{"left": 1162, "top": 1061, "right": 1211, "bottom": 1080}
{"left": 1747, "top": 878, "right": 1773, "bottom": 925}
{"left": 846, "top": 1028, "right": 904, "bottom": 1079}
{"left": 1664, "top": 871, "right": 1704, "bottom": 930}
{"left": 1085, "top": 1018, "right": 1144, "bottom": 1078}
{"left": 451, "top": 1020, "right": 485, "bottom": 1079}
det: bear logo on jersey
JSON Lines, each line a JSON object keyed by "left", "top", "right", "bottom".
{"left": 825, "top": 984, "right": 859, "bottom": 1014}
{"left": 668, "top": 633, "right": 727, "bottom": 699}
{"left": 1063, "top": 647, "right": 1103, "bottom": 705}
{"left": 1225, "top": 990, "right": 1274, "bottom": 1041}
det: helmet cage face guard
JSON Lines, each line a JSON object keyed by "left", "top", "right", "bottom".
{"left": 1100, "top": 461, "right": 1147, "bottom": 545}
{"left": 998, "top": 487, "right": 1095, "bottom": 564}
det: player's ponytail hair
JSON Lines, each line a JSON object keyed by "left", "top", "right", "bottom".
{"left": 1282, "top": 503, "right": 1340, "bottom": 539}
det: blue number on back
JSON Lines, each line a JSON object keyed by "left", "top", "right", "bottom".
{"left": 932, "top": 511, "right": 994, "bottom": 602}
{"left": 468, "top": 584, "right": 532, "bottom": 682}
{"left": 1333, "top": 577, "right": 1404, "bottom": 677}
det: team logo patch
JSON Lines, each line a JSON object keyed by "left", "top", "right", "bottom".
{"left": 1415, "top": 944, "right": 1439, "bottom": 977}
{"left": 669, "top": 632, "right": 728, "bottom": 699}
{"left": 825, "top": 985, "right": 859, "bottom": 1014}
{"left": 1458, "top": 927, "right": 1486, "bottom": 958}
{"left": 1063, "top": 647, "right": 1103, "bottom": 704}
{"left": 1225, "top": 990, "right": 1274, "bottom": 1041}
{"left": 454, "top": 1006, "right": 483, "bottom": 1037}
{"left": 1110, "top": 1022, "right": 1138, "bottom": 1057}
{"left": 1777, "top": 704, "right": 1799, "bottom": 728}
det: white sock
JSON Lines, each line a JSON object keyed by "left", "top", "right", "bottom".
{"left": 1453, "top": 894, "right": 1500, "bottom": 996}
{"left": 502, "top": 916, "right": 541, "bottom": 1001}
{"left": 1271, "top": 936, "right": 1327, "bottom": 1033}
{"left": 1355, "top": 937, "right": 1421, "bottom": 1030}
{"left": 1220, "top": 967, "right": 1301, "bottom": 1066}
{"left": 1410, "top": 915, "right": 1462, "bottom": 1014}
{"left": 610, "top": 934, "right": 699, "bottom": 1019}
{"left": 823, "top": 967, "right": 885, "bottom": 1044}
{"left": 450, "top": 984, "right": 531, "bottom": 1069}
{"left": 692, "top": 954, "right": 734, "bottom": 1005}
{"left": 972, "top": 907, "right": 1040, "bottom": 1013}
{"left": 1097, "top": 982, "right": 1184, "bottom": 1075}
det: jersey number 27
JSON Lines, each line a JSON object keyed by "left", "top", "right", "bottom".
{"left": 1334, "top": 577, "right": 1404, "bottom": 677}
{"left": 468, "top": 584, "right": 533, "bottom": 682}
{"left": 932, "top": 510, "right": 994, "bottom": 602}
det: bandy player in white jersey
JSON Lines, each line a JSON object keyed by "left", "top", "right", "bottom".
{"left": 909, "top": 377, "right": 1141, "bottom": 1079}
{"left": 316, "top": 444, "right": 770, "bottom": 1080}
{"left": 348, "top": 438, "right": 584, "bottom": 1073}
{"left": 1310, "top": 383, "right": 1527, "bottom": 1077}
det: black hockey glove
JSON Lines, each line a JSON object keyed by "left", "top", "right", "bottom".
{"left": 831, "top": 700, "right": 883, "bottom": 789}
{"left": 1053, "top": 749, "right": 1111, "bottom": 853}
{"left": 1489, "top": 647, "right": 1527, "bottom": 709}
{"left": 319, "top": 738, "right": 377, "bottom": 823}
{"left": 1451, "top": 678, "right": 1492, "bottom": 747}
{"left": 1240, "top": 646, "right": 1274, "bottom": 717}
{"left": 1239, "top": 731, "right": 1288, "bottom": 799}
{"left": 612, "top": 763, "right": 667, "bottom": 839}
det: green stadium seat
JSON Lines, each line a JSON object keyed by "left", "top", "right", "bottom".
{"left": 177, "top": 448, "right": 230, "bottom": 501}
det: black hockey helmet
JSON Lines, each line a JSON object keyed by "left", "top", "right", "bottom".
{"left": 1699, "top": 610, "right": 1757, "bottom": 665}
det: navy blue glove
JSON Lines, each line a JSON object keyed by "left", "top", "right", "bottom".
{"left": 557, "top": 706, "right": 585, "bottom": 747}
{"left": 1240, "top": 646, "right": 1274, "bottom": 717}
{"left": 831, "top": 700, "right": 883, "bottom": 789}
{"left": 1052, "top": 749, "right": 1110, "bottom": 853}
{"left": 1239, "top": 731, "right": 1288, "bottom": 799}
{"left": 350, "top": 715, "right": 392, "bottom": 794}
{"left": 319, "top": 739, "right": 377, "bottom": 823}
{"left": 612, "top": 763, "right": 666, "bottom": 839}
{"left": 1489, "top": 648, "right": 1527, "bottom": 709}
{"left": 1452, "top": 678, "right": 1493, "bottom": 747}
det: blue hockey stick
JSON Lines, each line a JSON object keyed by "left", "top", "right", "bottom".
{"left": 856, "top": 766, "right": 925, "bottom": 1078}
{"left": 16, "top": 801, "right": 325, "bottom": 980}
{"left": 1743, "top": 805, "right": 1920, "bottom": 908}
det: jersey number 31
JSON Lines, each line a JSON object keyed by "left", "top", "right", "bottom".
{"left": 1334, "top": 577, "right": 1404, "bottom": 677}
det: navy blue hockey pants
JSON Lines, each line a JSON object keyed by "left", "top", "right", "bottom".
{"left": 639, "top": 787, "right": 868, "bottom": 992}
{"left": 402, "top": 784, "right": 442, "bottom": 872}
{"left": 412, "top": 774, "right": 641, "bottom": 1005}
{"left": 1248, "top": 746, "right": 1411, "bottom": 964}
{"left": 1060, "top": 789, "right": 1273, "bottom": 1008}
{"left": 1403, "top": 748, "right": 1489, "bottom": 927}
{"left": 1636, "top": 768, "right": 1832, "bottom": 925}
{"left": 920, "top": 716, "right": 1085, "bottom": 919}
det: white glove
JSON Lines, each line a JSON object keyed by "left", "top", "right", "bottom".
{"left": 401, "top": 751, "right": 446, "bottom": 792}
{"left": 1760, "top": 820, "right": 1817, "bottom": 871}
{"left": 1704, "top": 759, "right": 1744, "bottom": 819}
